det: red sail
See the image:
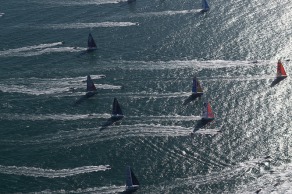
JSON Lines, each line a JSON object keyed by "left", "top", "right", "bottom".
{"left": 277, "top": 61, "right": 287, "bottom": 77}
{"left": 207, "top": 102, "right": 214, "bottom": 118}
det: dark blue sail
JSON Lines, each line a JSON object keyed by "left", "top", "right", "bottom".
{"left": 87, "top": 33, "right": 97, "bottom": 51}
{"left": 125, "top": 166, "right": 132, "bottom": 188}
{"left": 112, "top": 98, "right": 123, "bottom": 116}
{"left": 86, "top": 75, "right": 97, "bottom": 92}
{"left": 192, "top": 77, "right": 198, "bottom": 93}
{"left": 201, "top": 0, "right": 210, "bottom": 12}
{"left": 100, "top": 97, "right": 124, "bottom": 130}
{"left": 131, "top": 169, "right": 139, "bottom": 186}
{"left": 192, "top": 77, "right": 203, "bottom": 94}
{"left": 125, "top": 166, "right": 139, "bottom": 192}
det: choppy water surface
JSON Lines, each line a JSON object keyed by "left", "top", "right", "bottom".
{"left": 0, "top": 0, "right": 291, "bottom": 193}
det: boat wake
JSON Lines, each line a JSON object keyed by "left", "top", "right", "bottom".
{"left": 0, "top": 13, "right": 4, "bottom": 17}
{"left": 0, "top": 113, "right": 199, "bottom": 123}
{"left": 0, "top": 113, "right": 111, "bottom": 121}
{"left": 38, "top": 0, "right": 129, "bottom": 6}
{"left": 200, "top": 75, "right": 275, "bottom": 82}
{"left": 167, "top": 157, "right": 273, "bottom": 191}
{"left": 133, "top": 9, "right": 201, "bottom": 18}
{"left": 38, "top": 185, "right": 125, "bottom": 194}
{"left": 42, "top": 22, "right": 138, "bottom": 29}
{"left": 194, "top": 128, "right": 222, "bottom": 135}
{"left": 103, "top": 91, "right": 190, "bottom": 99}
{"left": 128, "top": 115, "right": 201, "bottom": 122}
{"left": 0, "top": 42, "right": 84, "bottom": 57}
{"left": 96, "top": 59, "right": 271, "bottom": 70}
{"left": 0, "top": 165, "right": 110, "bottom": 178}
{"left": 1, "top": 124, "right": 194, "bottom": 147}
{"left": 0, "top": 75, "right": 122, "bottom": 96}
{"left": 235, "top": 161, "right": 292, "bottom": 193}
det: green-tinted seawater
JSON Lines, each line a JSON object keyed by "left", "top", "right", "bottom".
{"left": 0, "top": 0, "right": 291, "bottom": 193}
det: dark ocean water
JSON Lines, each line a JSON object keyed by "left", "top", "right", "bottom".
{"left": 0, "top": 0, "right": 291, "bottom": 193}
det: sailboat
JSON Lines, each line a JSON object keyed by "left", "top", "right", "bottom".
{"left": 276, "top": 59, "right": 287, "bottom": 79}
{"left": 183, "top": 77, "right": 203, "bottom": 105}
{"left": 201, "top": 100, "right": 214, "bottom": 121}
{"left": 192, "top": 77, "right": 203, "bottom": 97}
{"left": 201, "top": 0, "right": 210, "bottom": 13}
{"left": 85, "top": 75, "right": 98, "bottom": 97}
{"left": 271, "top": 59, "right": 288, "bottom": 87}
{"left": 100, "top": 98, "right": 124, "bottom": 130}
{"left": 74, "top": 75, "right": 98, "bottom": 105}
{"left": 125, "top": 166, "right": 140, "bottom": 192}
{"left": 111, "top": 97, "right": 124, "bottom": 121}
{"left": 87, "top": 33, "right": 97, "bottom": 51}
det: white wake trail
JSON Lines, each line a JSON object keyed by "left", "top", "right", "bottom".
{"left": 0, "top": 165, "right": 111, "bottom": 178}
{"left": 43, "top": 22, "right": 138, "bottom": 29}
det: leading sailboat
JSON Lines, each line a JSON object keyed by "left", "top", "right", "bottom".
{"left": 87, "top": 33, "right": 97, "bottom": 51}
{"left": 271, "top": 59, "right": 288, "bottom": 87}
{"left": 125, "top": 166, "right": 140, "bottom": 193}
{"left": 201, "top": 100, "right": 215, "bottom": 121}
{"left": 276, "top": 59, "right": 287, "bottom": 79}
{"left": 201, "top": 0, "right": 210, "bottom": 12}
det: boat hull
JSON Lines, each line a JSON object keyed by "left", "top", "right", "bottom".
{"left": 270, "top": 76, "right": 287, "bottom": 87}
{"left": 201, "top": 117, "right": 214, "bottom": 122}
{"left": 191, "top": 92, "right": 203, "bottom": 98}
{"left": 200, "top": 9, "right": 209, "bottom": 13}
{"left": 87, "top": 47, "right": 97, "bottom": 52}
{"left": 183, "top": 93, "right": 203, "bottom": 105}
{"left": 85, "top": 91, "right": 97, "bottom": 98}
{"left": 125, "top": 185, "right": 139, "bottom": 192}
{"left": 111, "top": 115, "right": 124, "bottom": 122}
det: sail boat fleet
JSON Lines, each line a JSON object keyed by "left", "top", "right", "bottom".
{"left": 72, "top": 0, "right": 287, "bottom": 192}
{"left": 78, "top": 59, "right": 287, "bottom": 192}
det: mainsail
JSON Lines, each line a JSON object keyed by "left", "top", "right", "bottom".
{"left": 276, "top": 60, "right": 287, "bottom": 78}
{"left": 126, "top": 166, "right": 139, "bottom": 191}
{"left": 112, "top": 98, "right": 123, "bottom": 116}
{"left": 86, "top": 75, "right": 97, "bottom": 92}
{"left": 192, "top": 77, "right": 203, "bottom": 94}
{"left": 87, "top": 33, "right": 97, "bottom": 50}
{"left": 201, "top": 0, "right": 210, "bottom": 12}
{"left": 202, "top": 101, "right": 214, "bottom": 120}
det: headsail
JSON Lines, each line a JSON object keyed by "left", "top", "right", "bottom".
{"left": 112, "top": 98, "right": 123, "bottom": 116}
{"left": 126, "top": 166, "right": 139, "bottom": 191}
{"left": 87, "top": 33, "right": 97, "bottom": 50}
{"left": 201, "top": 0, "right": 210, "bottom": 12}
{"left": 131, "top": 169, "right": 139, "bottom": 186}
{"left": 202, "top": 100, "right": 214, "bottom": 120}
{"left": 276, "top": 60, "right": 287, "bottom": 78}
{"left": 192, "top": 77, "right": 203, "bottom": 94}
{"left": 86, "top": 75, "right": 97, "bottom": 92}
